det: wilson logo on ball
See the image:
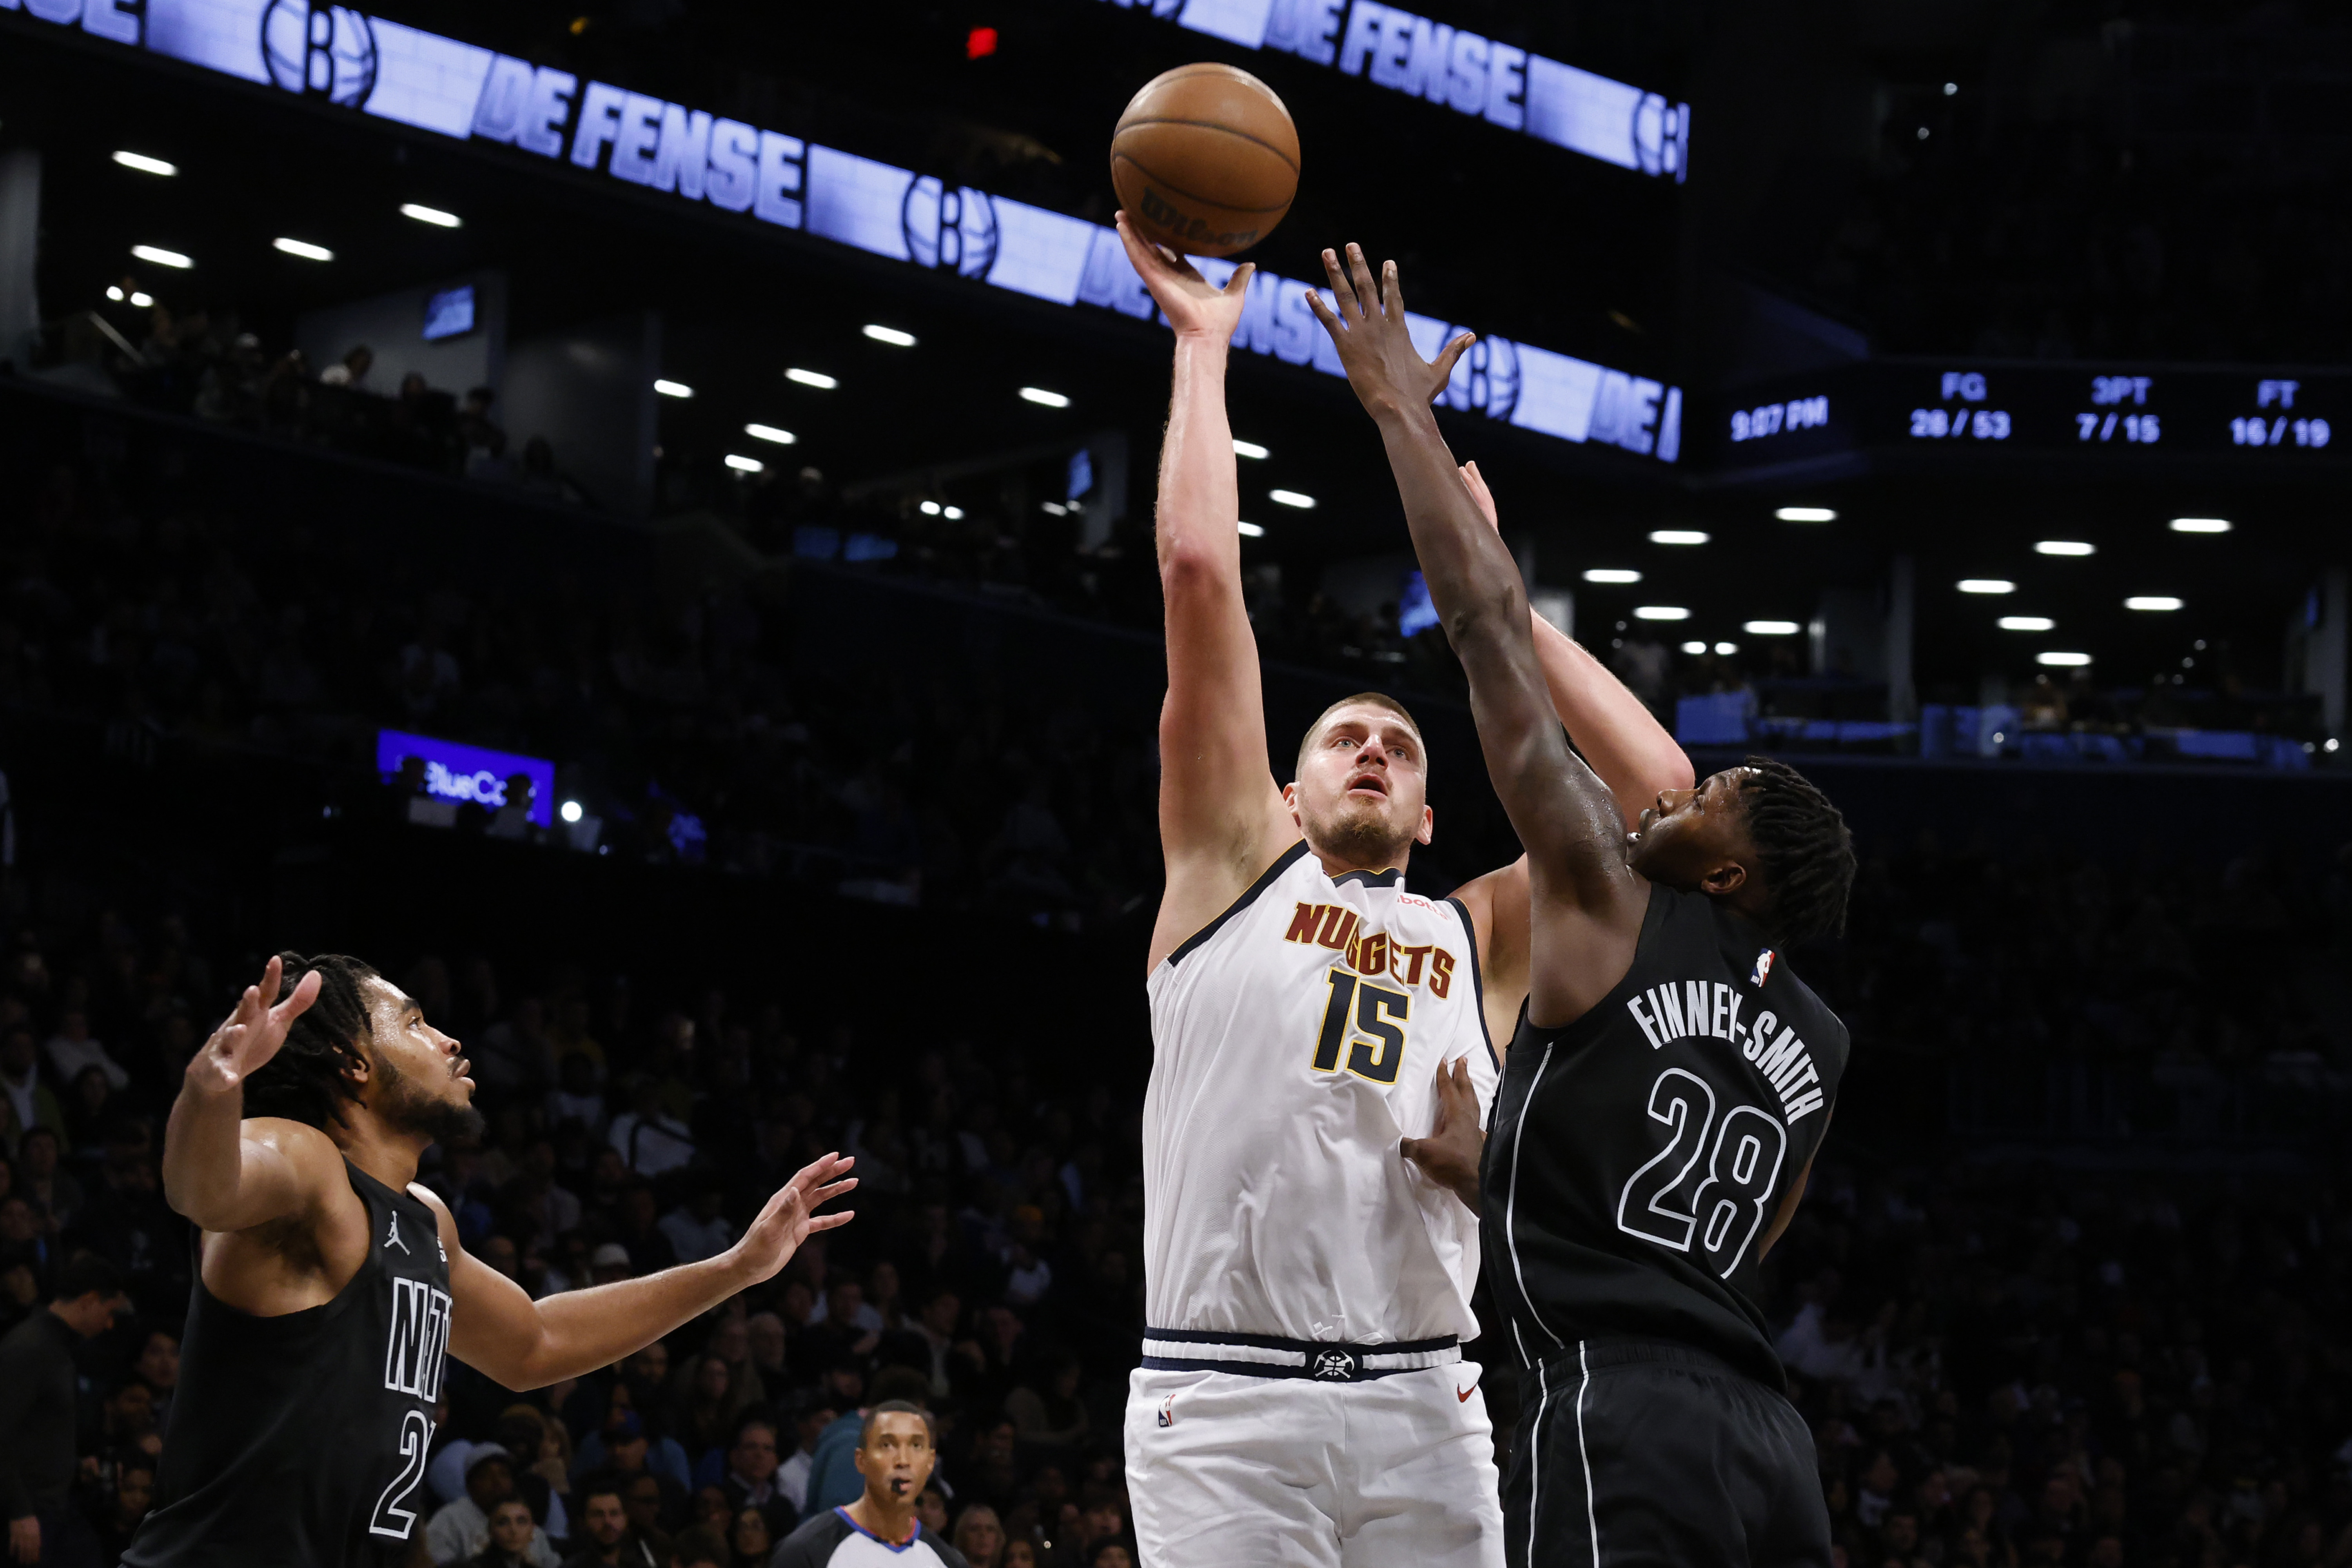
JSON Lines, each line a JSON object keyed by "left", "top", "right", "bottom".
{"left": 1111, "top": 63, "right": 1299, "bottom": 259}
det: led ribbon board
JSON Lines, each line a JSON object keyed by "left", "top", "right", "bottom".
{"left": 4, "top": 0, "right": 1682, "bottom": 464}
{"left": 1089, "top": 0, "right": 1690, "bottom": 182}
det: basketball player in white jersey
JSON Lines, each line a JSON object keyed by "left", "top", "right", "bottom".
{"left": 1112, "top": 212, "right": 1693, "bottom": 1568}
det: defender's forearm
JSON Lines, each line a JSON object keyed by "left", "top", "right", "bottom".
{"left": 511, "top": 1252, "right": 753, "bottom": 1387}
{"left": 1531, "top": 617, "right": 1695, "bottom": 828}
{"left": 1370, "top": 402, "right": 1527, "bottom": 642}
{"left": 162, "top": 1076, "right": 258, "bottom": 1230}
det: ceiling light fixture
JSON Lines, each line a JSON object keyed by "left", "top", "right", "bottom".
{"left": 399, "top": 203, "right": 461, "bottom": 228}
{"left": 862, "top": 324, "right": 917, "bottom": 347}
{"left": 653, "top": 379, "right": 693, "bottom": 398}
{"left": 1634, "top": 606, "right": 1691, "bottom": 621}
{"left": 744, "top": 424, "right": 796, "bottom": 445}
{"left": 1019, "top": 386, "right": 1069, "bottom": 408}
{"left": 1775, "top": 506, "right": 1836, "bottom": 523}
{"left": 785, "top": 368, "right": 837, "bottom": 389}
{"left": 1583, "top": 569, "right": 1642, "bottom": 584}
{"left": 272, "top": 237, "right": 334, "bottom": 261}
{"left": 1649, "top": 529, "right": 1709, "bottom": 545}
{"left": 112, "top": 151, "right": 177, "bottom": 176}
{"left": 131, "top": 245, "right": 191, "bottom": 268}
{"left": 1742, "top": 620, "right": 1800, "bottom": 635}
{"left": 1957, "top": 579, "right": 2014, "bottom": 594}
{"left": 2034, "top": 540, "right": 2095, "bottom": 556}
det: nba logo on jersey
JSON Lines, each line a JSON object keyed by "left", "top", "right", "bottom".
{"left": 1751, "top": 948, "right": 1775, "bottom": 987}
{"left": 383, "top": 1278, "right": 452, "bottom": 1401}
{"left": 1156, "top": 1394, "right": 1175, "bottom": 1428}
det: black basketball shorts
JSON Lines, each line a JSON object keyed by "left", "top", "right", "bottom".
{"left": 1502, "top": 1338, "right": 1831, "bottom": 1568}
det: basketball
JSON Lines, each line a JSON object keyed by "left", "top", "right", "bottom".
{"left": 1111, "top": 63, "right": 1300, "bottom": 258}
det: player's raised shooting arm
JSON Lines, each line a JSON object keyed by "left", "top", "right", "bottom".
{"left": 1458, "top": 459, "right": 1694, "bottom": 828}
{"left": 1120, "top": 215, "right": 1294, "bottom": 973}
{"left": 1310, "top": 246, "right": 1644, "bottom": 1022}
{"left": 433, "top": 1153, "right": 854, "bottom": 1389}
{"left": 162, "top": 959, "right": 334, "bottom": 1234}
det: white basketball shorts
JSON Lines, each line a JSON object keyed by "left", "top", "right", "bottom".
{"left": 1125, "top": 1348, "right": 1505, "bottom": 1568}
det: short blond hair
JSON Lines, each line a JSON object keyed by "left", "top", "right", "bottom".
{"left": 1295, "top": 692, "right": 1425, "bottom": 778}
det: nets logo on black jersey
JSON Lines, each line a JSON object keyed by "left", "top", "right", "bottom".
{"left": 383, "top": 1277, "right": 451, "bottom": 1401}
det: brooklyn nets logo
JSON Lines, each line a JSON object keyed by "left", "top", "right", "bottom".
{"left": 261, "top": 0, "right": 379, "bottom": 108}
{"left": 900, "top": 177, "right": 999, "bottom": 280}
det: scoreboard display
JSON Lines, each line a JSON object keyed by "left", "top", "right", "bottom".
{"left": 1703, "top": 362, "right": 2347, "bottom": 474}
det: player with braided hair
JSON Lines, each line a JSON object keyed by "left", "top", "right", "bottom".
{"left": 1311, "top": 240, "right": 1857, "bottom": 1568}
{"left": 130, "top": 955, "right": 857, "bottom": 1568}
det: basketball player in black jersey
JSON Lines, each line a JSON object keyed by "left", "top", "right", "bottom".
{"left": 125, "top": 953, "right": 856, "bottom": 1568}
{"left": 1312, "top": 246, "right": 1857, "bottom": 1568}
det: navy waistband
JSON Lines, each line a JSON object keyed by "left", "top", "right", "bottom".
{"left": 1141, "top": 1327, "right": 1460, "bottom": 1384}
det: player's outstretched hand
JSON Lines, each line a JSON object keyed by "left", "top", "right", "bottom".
{"left": 728, "top": 1152, "right": 857, "bottom": 1283}
{"left": 1115, "top": 211, "right": 1254, "bottom": 342}
{"left": 184, "top": 956, "right": 321, "bottom": 1101}
{"left": 1399, "top": 1056, "right": 1484, "bottom": 1213}
{"left": 1308, "top": 242, "right": 1474, "bottom": 419}
{"left": 1459, "top": 459, "right": 1501, "bottom": 533}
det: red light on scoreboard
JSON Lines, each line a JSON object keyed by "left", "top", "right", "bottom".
{"left": 966, "top": 25, "right": 998, "bottom": 57}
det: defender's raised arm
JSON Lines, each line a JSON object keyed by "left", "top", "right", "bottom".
{"left": 1308, "top": 244, "right": 1648, "bottom": 1024}
{"left": 1124, "top": 214, "right": 1299, "bottom": 974}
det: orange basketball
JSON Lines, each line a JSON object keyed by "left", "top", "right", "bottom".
{"left": 1111, "top": 63, "right": 1300, "bottom": 258}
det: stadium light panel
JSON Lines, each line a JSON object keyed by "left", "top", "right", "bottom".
{"left": 1957, "top": 579, "right": 2014, "bottom": 594}
{"left": 654, "top": 379, "right": 693, "bottom": 398}
{"left": 863, "top": 325, "right": 917, "bottom": 347}
{"left": 112, "top": 150, "right": 177, "bottom": 176}
{"left": 786, "top": 368, "right": 837, "bottom": 389}
{"left": 1020, "top": 387, "right": 1070, "bottom": 408}
{"left": 400, "top": 203, "right": 462, "bottom": 228}
{"left": 1634, "top": 606, "right": 1690, "bottom": 621}
{"left": 2125, "top": 596, "right": 2184, "bottom": 611}
{"left": 1775, "top": 506, "right": 1836, "bottom": 523}
{"left": 1238, "top": 521, "right": 1265, "bottom": 537}
{"left": 2034, "top": 540, "right": 2095, "bottom": 556}
{"left": 1583, "top": 569, "right": 1642, "bottom": 584}
{"left": 723, "top": 454, "right": 764, "bottom": 472}
{"left": 1648, "top": 530, "right": 1708, "bottom": 545}
{"left": 1270, "top": 490, "right": 1316, "bottom": 509}
{"left": 1998, "top": 616, "right": 2054, "bottom": 632}
{"left": 744, "top": 424, "right": 796, "bottom": 445}
{"left": 2169, "top": 517, "right": 2231, "bottom": 534}
{"left": 131, "top": 245, "right": 191, "bottom": 268}
{"left": 1681, "top": 641, "right": 1706, "bottom": 654}
{"left": 272, "top": 237, "right": 334, "bottom": 261}
{"left": 559, "top": 800, "right": 584, "bottom": 824}
{"left": 1233, "top": 439, "right": 1270, "bottom": 459}
{"left": 2037, "top": 651, "right": 2092, "bottom": 666}
{"left": 1714, "top": 641, "right": 1739, "bottom": 656}
{"left": 1742, "top": 620, "right": 1800, "bottom": 635}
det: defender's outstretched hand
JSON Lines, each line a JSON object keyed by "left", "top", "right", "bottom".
{"left": 1400, "top": 1056, "right": 1485, "bottom": 1212}
{"left": 185, "top": 956, "right": 321, "bottom": 1100}
{"left": 1116, "top": 211, "right": 1255, "bottom": 342}
{"left": 728, "top": 1152, "right": 857, "bottom": 1283}
{"left": 1307, "top": 242, "right": 1475, "bottom": 417}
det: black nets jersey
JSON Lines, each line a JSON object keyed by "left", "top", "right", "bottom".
{"left": 769, "top": 1508, "right": 973, "bottom": 1568}
{"left": 1481, "top": 884, "right": 1849, "bottom": 1392}
{"left": 125, "top": 1161, "right": 453, "bottom": 1567}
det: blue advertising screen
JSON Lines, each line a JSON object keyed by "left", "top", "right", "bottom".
{"left": 421, "top": 284, "right": 476, "bottom": 341}
{"left": 376, "top": 729, "right": 557, "bottom": 825}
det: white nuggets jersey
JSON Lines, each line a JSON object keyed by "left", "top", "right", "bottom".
{"left": 1143, "top": 842, "right": 1500, "bottom": 1345}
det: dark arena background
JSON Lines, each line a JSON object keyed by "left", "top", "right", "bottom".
{"left": 1, "top": 2, "right": 2349, "bottom": 1566}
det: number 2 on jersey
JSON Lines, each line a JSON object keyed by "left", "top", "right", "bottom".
{"left": 368, "top": 1409, "right": 434, "bottom": 1539}
{"left": 1310, "top": 969, "right": 1409, "bottom": 1085}
{"left": 1615, "top": 1068, "right": 1788, "bottom": 1278}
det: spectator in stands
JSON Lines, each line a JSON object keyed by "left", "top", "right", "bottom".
{"left": 429, "top": 1445, "right": 559, "bottom": 1567}
{"left": 561, "top": 1478, "right": 657, "bottom": 1568}
{"left": 0, "top": 1028, "right": 63, "bottom": 1151}
{"left": 465, "top": 1496, "right": 547, "bottom": 1568}
{"left": 319, "top": 344, "right": 374, "bottom": 388}
{"left": 42, "top": 1010, "right": 125, "bottom": 1092}
{"left": 609, "top": 1082, "right": 695, "bottom": 1178}
{"left": 702, "top": 1414, "right": 784, "bottom": 1539}
{"left": 0, "top": 1252, "right": 127, "bottom": 1567}
{"left": 723, "top": 1506, "right": 769, "bottom": 1568}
